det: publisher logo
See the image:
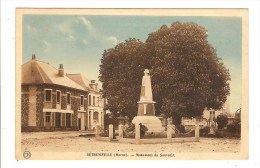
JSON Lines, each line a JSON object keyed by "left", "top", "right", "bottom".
{"left": 23, "top": 151, "right": 31, "bottom": 159}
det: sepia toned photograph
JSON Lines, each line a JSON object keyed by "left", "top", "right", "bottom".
{"left": 15, "top": 8, "right": 248, "bottom": 160}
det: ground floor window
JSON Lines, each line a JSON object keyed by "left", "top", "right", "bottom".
{"left": 45, "top": 112, "right": 51, "bottom": 122}
{"left": 66, "top": 113, "right": 71, "bottom": 128}
{"left": 45, "top": 112, "right": 72, "bottom": 128}
{"left": 93, "top": 111, "right": 99, "bottom": 122}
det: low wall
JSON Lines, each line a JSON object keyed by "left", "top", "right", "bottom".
{"left": 118, "top": 137, "right": 199, "bottom": 144}
{"left": 95, "top": 124, "right": 200, "bottom": 144}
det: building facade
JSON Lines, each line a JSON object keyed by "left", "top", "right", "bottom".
{"left": 181, "top": 99, "right": 231, "bottom": 129}
{"left": 66, "top": 75, "right": 105, "bottom": 130}
{"left": 21, "top": 55, "right": 104, "bottom": 131}
{"left": 88, "top": 81, "right": 105, "bottom": 130}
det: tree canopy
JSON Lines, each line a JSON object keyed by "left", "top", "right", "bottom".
{"left": 99, "top": 22, "right": 230, "bottom": 123}
{"left": 99, "top": 38, "right": 149, "bottom": 119}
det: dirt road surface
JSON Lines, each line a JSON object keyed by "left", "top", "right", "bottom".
{"left": 21, "top": 131, "right": 240, "bottom": 153}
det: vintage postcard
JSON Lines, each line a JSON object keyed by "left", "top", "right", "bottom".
{"left": 15, "top": 8, "right": 248, "bottom": 160}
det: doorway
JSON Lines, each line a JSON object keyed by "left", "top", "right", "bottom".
{"left": 55, "top": 113, "right": 61, "bottom": 127}
{"left": 66, "top": 113, "right": 71, "bottom": 128}
{"left": 45, "top": 112, "right": 51, "bottom": 129}
{"left": 78, "top": 118, "right": 81, "bottom": 130}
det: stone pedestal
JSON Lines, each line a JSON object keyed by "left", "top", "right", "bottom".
{"left": 209, "top": 122, "right": 216, "bottom": 135}
{"left": 132, "top": 116, "right": 163, "bottom": 132}
{"left": 162, "top": 118, "right": 167, "bottom": 128}
{"left": 109, "top": 124, "right": 113, "bottom": 141}
{"left": 118, "top": 124, "right": 123, "bottom": 138}
{"left": 135, "top": 123, "right": 140, "bottom": 140}
{"left": 209, "top": 127, "right": 215, "bottom": 135}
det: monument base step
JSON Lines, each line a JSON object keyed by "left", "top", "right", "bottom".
{"left": 132, "top": 116, "right": 164, "bottom": 132}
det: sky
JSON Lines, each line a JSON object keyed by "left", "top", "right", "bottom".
{"left": 22, "top": 15, "right": 242, "bottom": 113}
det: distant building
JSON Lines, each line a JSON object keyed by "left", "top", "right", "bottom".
{"left": 181, "top": 99, "right": 230, "bottom": 129}
{"left": 21, "top": 55, "right": 104, "bottom": 131}
{"left": 202, "top": 97, "right": 230, "bottom": 121}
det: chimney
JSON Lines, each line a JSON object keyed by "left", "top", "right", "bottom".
{"left": 90, "top": 80, "right": 98, "bottom": 90}
{"left": 58, "top": 64, "right": 64, "bottom": 77}
{"left": 32, "top": 54, "right": 36, "bottom": 60}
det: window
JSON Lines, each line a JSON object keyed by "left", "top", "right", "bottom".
{"left": 45, "top": 89, "right": 52, "bottom": 102}
{"left": 80, "top": 95, "right": 84, "bottom": 106}
{"left": 56, "top": 91, "right": 61, "bottom": 104}
{"left": 66, "top": 113, "right": 71, "bottom": 128}
{"left": 67, "top": 93, "right": 71, "bottom": 104}
{"left": 93, "top": 111, "right": 99, "bottom": 122}
{"left": 93, "top": 96, "right": 95, "bottom": 106}
{"left": 45, "top": 112, "right": 51, "bottom": 122}
{"left": 88, "top": 95, "right": 91, "bottom": 105}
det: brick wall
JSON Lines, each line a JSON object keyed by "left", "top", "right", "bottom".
{"left": 28, "top": 86, "right": 37, "bottom": 126}
{"left": 71, "top": 96, "right": 80, "bottom": 129}
{"left": 61, "top": 95, "right": 66, "bottom": 110}
{"left": 52, "top": 94, "right": 56, "bottom": 109}
{"left": 84, "top": 99, "right": 88, "bottom": 110}
{"left": 21, "top": 84, "right": 88, "bottom": 131}
{"left": 21, "top": 94, "right": 29, "bottom": 127}
{"left": 36, "top": 92, "right": 44, "bottom": 127}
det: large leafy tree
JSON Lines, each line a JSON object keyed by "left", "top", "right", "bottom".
{"left": 99, "top": 22, "right": 230, "bottom": 125}
{"left": 146, "top": 22, "right": 230, "bottom": 125}
{"left": 99, "top": 38, "right": 150, "bottom": 119}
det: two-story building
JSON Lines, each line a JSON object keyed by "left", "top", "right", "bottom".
{"left": 21, "top": 55, "right": 104, "bottom": 131}
{"left": 66, "top": 75, "right": 105, "bottom": 130}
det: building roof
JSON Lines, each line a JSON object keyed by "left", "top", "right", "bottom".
{"left": 66, "top": 74, "right": 100, "bottom": 93}
{"left": 22, "top": 58, "right": 86, "bottom": 91}
{"left": 66, "top": 74, "right": 90, "bottom": 90}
